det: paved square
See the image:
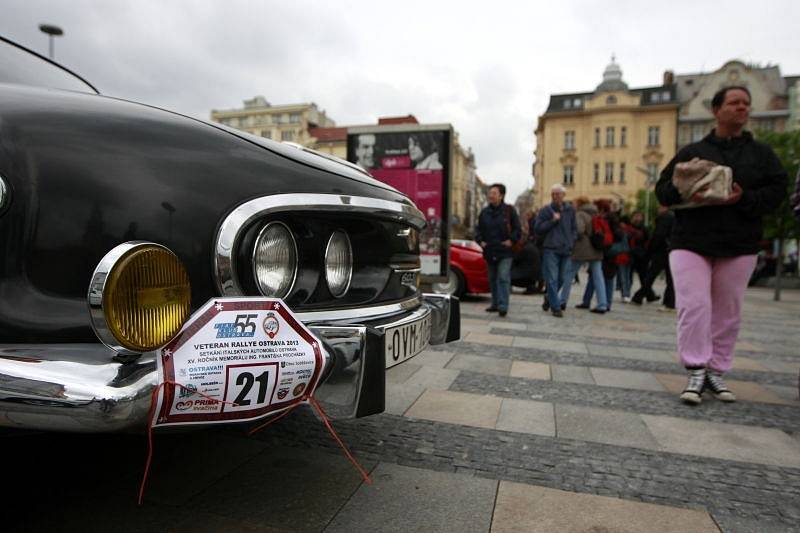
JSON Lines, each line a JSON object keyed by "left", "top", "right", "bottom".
{"left": 405, "top": 389, "right": 502, "bottom": 429}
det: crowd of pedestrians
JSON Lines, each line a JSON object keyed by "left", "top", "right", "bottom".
{"left": 475, "top": 86, "right": 788, "bottom": 407}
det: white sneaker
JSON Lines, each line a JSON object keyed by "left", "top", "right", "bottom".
{"left": 622, "top": 297, "right": 632, "bottom": 303}
{"left": 680, "top": 368, "right": 706, "bottom": 405}
{"left": 657, "top": 306, "right": 675, "bottom": 313}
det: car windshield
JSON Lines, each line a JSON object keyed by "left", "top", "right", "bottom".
{"left": 0, "top": 36, "right": 97, "bottom": 94}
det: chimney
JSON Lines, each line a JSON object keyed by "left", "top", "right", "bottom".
{"left": 663, "top": 70, "right": 675, "bottom": 85}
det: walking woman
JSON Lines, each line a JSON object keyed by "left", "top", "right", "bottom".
{"left": 655, "top": 86, "right": 787, "bottom": 405}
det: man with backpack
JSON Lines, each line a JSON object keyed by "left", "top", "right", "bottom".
{"left": 534, "top": 183, "right": 577, "bottom": 317}
{"left": 569, "top": 197, "right": 608, "bottom": 313}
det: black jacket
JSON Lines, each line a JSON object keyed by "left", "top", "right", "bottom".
{"left": 655, "top": 130, "right": 787, "bottom": 257}
{"left": 648, "top": 211, "right": 675, "bottom": 256}
{"left": 475, "top": 203, "right": 521, "bottom": 262}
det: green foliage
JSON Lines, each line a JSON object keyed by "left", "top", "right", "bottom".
{"left": 756, "top": 130, "right": 800, "bottom": 241}
{"left": 633, "top": 189, "right": 659, "bottom": 230}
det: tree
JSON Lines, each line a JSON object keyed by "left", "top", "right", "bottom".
{"left": 756, "top": 129, "right": 800, "bottom": 300}
{"left": 633, "top": 188, "right": 658, "bottom": 230}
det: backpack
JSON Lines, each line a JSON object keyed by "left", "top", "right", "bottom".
{"left": 589, "top": 215, "right": 613, "bottom": 251}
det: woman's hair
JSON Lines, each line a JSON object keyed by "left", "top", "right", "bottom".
{"left": 594, "top": 199, "right": 611, "bottom": 213}
{"left": 711, "top": 86, "right": 751, "bottom": 110}
{"left": 574, "top": 196, "right": 590, "bottom": 207}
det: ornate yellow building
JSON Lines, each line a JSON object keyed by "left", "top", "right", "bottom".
{"left": 533, "top": 59, "right": 678, "bottom": 208}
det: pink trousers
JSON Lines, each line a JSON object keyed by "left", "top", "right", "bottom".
{"left": 669, "top": 250, "right": 757, "bottom": 373}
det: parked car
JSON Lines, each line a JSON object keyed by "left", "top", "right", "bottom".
{"left": 0, "top": 36, "right": 459, "bottom": 432}
{"left": 432, "top": 239, "right": 540, "bottom": 297}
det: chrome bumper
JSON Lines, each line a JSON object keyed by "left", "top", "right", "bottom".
{"left": 0, "top": 294, "right": 459, "bottom": 432}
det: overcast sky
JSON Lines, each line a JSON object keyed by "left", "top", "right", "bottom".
{"left": 3, "top": 0, "right": 799, "bottom": 200}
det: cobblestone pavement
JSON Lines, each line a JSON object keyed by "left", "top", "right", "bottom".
{"left": 3, "top": 284, "right": 799, "bottom": 532}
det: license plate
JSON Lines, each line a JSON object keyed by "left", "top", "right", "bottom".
{"left": 385, "top": 314, "right": 431, "bottom": 368}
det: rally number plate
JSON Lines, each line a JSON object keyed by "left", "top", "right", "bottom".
{"left": 385, "top": 314, "right": 431, "bottom": 369}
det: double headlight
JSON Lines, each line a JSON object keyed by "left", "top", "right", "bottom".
{"left": 252, "top": 223, "right": 353, "bottom": 299}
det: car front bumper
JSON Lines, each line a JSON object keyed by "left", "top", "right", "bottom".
{"left": 0, "top": 294, "right": 459, "bottom": 432}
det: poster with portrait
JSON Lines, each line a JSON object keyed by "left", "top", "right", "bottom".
{"left": 347, "top": 126, "right": 451, "bottom": 279}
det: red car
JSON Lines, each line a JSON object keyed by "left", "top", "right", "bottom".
{"left": 432, "top": 240, "right": 541, "bottom": 297}
{"left": 432, "top": 240, "right": 490, "bottom": 297}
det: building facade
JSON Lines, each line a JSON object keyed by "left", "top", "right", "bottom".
{"left": 533, "top": 58, "right": 678, "bottom": 208}
{"left": 210, "top": 96, "right": 336, "bottom": 146}
{"left": 675, "top": 61, "right": 799, "bottom": 149}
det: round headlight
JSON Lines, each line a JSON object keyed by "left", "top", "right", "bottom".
{"left": 88, "top": 242, "right": 191, "bottom": 353}
{"left": 253, "top": 222, "right": 298, "bottom": 297}
{"left": 325, "top": 230, "right": 353, "bottom": 298}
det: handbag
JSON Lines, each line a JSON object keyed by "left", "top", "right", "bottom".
{"left": 504, "top": 205, "right": 526, "bottom": 254}
{"left": 671, "top": 157, "right": 733, "bottom": 209}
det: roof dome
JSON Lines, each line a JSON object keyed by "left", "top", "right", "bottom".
{"left": 596, "top": 55, "right": 628, "bottom": 93}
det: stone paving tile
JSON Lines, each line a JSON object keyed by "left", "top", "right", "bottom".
{"left": 590, "top": 367, "right": 667, "bottom": 392}
{"left": 446, "top": 353, "right": 512, "bottom": 376}
{"left": 412, "top": 348, "right": 455, "bottom": 368}
{"left": 512, "top": 335, "right": 588, "bottom": 354}
{"left": 765, "top": 384, "right": 800, "bottom": 405}
{"left": 587, "top": 343, "right": 676, "bottom": 363}
{"left": 187, "top": 446, "right": 376, "bottom": 533}
{"left": 509, "top": 360, "right": 551, "bottom": 380}
{"left": 491, "top": 481, "right": 720, "bottom": 533}
{"left": 758, "top": 357, "right": 800, "bottom": 374}
{"left": 250, "top": 409, "right": 800, "bottom": 529}
{"left": 451, "top": 371, "right": 800, "bottom": 433}
{"left": 551, "top": 364, "right": 595, "bottom": 384}
{"left": 712, "top": 514, "right": 798, "bottom": 533}
{"left": 642, "top": 415, "right": 800, "bottom": 468}
{"left": 732, "top": 356, "right": 771, "bottom": 372}
{"left": 450, "top": 339, "right": 799, "bottom": 388}
{"left": 496, "top": 398, "right": 555, "bottom": 437}
{"left": 654, "top": 373, "right": 793, "bottom": 405}
{"left": 463, "top": 331, "right": 513, "bottom": 346}
{"left": 489, "top": 320, "right": 527, "bottom": 330}
{"left": 384, "top": 382, "right": 426, "bottom": 416}
{"left": 403, "top": 365, "right": 460, "bottom": 391}
{"left": 555, "top": 404, "right": 660, "bottom": 450}
{"left": 386, "top": 362, "right": 421, "bottom": 383}
{"left": 405, "top": 389, "right": 502, "bottom": 429}
{"left": 325, "top": 463, "right": 497, "bottom": 533}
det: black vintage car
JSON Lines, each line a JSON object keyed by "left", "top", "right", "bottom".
{"left": 0, "top": 36, "right": 459, "bottom": 432}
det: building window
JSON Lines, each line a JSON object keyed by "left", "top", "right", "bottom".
{"left": 594, "top": 128, "right": 601, "bottom": 148}
{"left": 281, "top": 130, "right": 295, "bottom": 141}
{"left": 647, "top": 163, "right": 659, "bottom": 184}
{"left": 691, "top": 124, "right": 705, "bottom": 142}
{"left": 620, "top": 126, "right": 627, "bottom": 146}
{"left": 619, "top": 163, "right": 626, "bottom": 184}
{"left": 606, "top": 95, "right": 617, "bottom": 104}
{"left": 563, "top": 166, "right": 574, "bottom": 186}
{"left": 272, "top": 114, "right": 282, "bottom": 124}
{"left": 261, "top": 130, "right": 272, "bottom": 139}
{"left": 573, "top": 98, "right": 581, "bottom": 108}
{"left": 289, "top": 113, "right": 301, "bottom": 124}
{"left": 593, "top": 163, "right": 599, "bottom": 184}
{"left": 564, "top": 130, "right": 576, "bottom": 149}
{"left": 650, "top": 92, "right": 661, "bottom": 104}
{"left": 604, "top": 162, "right": 614, "bottom": 184}
{"left": 759, "top": 119, "right": 775, "bottom": 132}
{"left": 648, "top": 126, "right": 660, "bottom": 146}
{"left": 606, "top": 127, "right": 615, "bottom": 147}
{"left": 662, "top": 91, "right": 671, "bottom": 102}
{"left": 563, "top": 99, "right": 572, "bottom": 109}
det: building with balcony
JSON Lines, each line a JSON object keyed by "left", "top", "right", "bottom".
{"left": 533, "top": 58, "right": 678, "bottom": 208}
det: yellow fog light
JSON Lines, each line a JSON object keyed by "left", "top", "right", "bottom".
{"left": 88, "top": 242, "right": 191, "bottom": 354}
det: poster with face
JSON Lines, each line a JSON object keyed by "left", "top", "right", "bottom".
{"left": 347, "top": 129, "right": 449, "bottom": 278}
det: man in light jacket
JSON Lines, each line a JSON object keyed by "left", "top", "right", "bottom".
{"left": 534, "top": 184, "right": 577, "bottom": 317}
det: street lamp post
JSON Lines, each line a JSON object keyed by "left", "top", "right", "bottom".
{"left": 38, "top": 24, "right": 63, "bottom": 60}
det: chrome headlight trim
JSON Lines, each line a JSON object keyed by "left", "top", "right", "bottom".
{"left": 0, "top": 174, "right": 9, "bottom": 215}
{"left": 87, "top": 241, "right": 163, "bottom": 356}
{"left": 215, "top": 193, "right": 425, "bottom": 296}
{"left": 324, "top": 230, "right": 353, "bottom": 298}
{"left": 252, "top": 221, "right": 298, "bottom": 298}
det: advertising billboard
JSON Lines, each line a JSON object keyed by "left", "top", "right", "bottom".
{"left": 347, "top": 125, "right": 451, "bottom": 279}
